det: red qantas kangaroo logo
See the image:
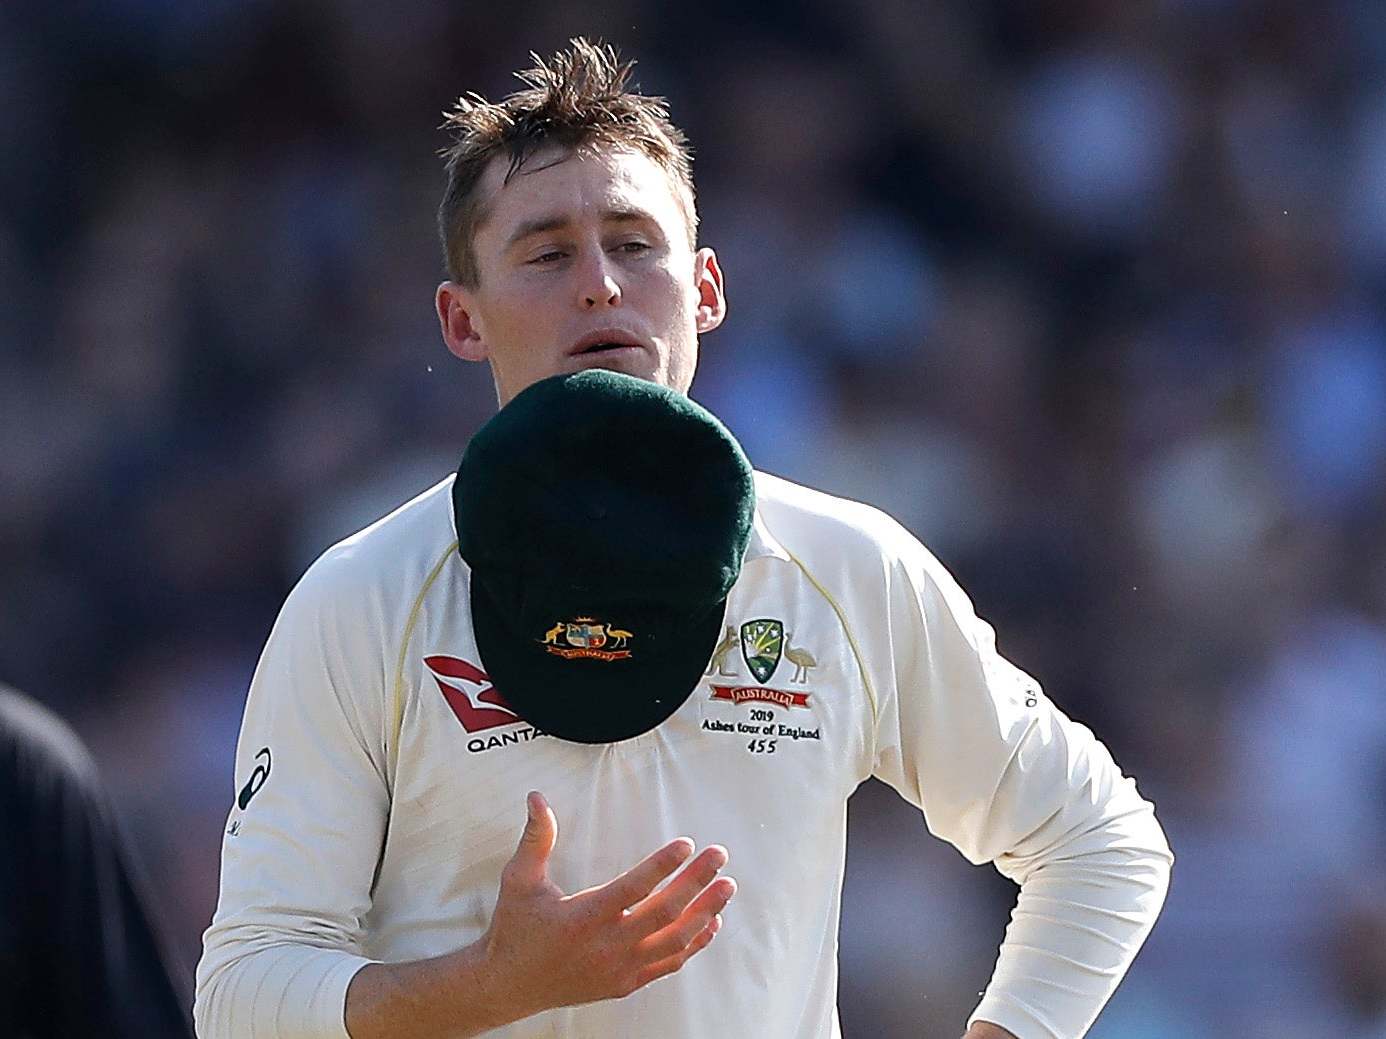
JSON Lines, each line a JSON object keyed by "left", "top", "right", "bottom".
{"left": 424, "top": 656, "right": 521, "bottom": 733}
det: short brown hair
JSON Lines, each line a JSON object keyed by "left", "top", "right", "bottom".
{"left": 437, "top": 38, "right": 697, "bottom": 287}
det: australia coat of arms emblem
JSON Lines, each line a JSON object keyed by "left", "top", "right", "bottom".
{"left": 539, "top": 617, "right": 633, "bottom": 661}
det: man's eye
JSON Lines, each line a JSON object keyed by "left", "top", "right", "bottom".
{"left": 528, "top": 251, "right": 565, "bottom": 264}
{"left": 615, "top": 241, "right": 650, "bottom": 254}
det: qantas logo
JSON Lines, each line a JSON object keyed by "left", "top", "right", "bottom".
{"left": 424, "top": 656, "right": 522, "bottom": 733}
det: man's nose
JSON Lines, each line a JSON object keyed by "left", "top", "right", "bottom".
{"left": 576, "top": 252, "right": 623, "bottom": 309}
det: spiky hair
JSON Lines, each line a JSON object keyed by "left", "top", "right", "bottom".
{"left": 437, "top": 38, "right": 697, "bottom": 286}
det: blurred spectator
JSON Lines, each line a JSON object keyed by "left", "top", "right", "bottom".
{"left": 0, "top": 684, "right": 192, "bottom": 1037}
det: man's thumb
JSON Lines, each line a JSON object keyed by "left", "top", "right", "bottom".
{"left": 508, "top": 791, "right": 557, "bottom": 884}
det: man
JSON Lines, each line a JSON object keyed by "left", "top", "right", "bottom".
{"left": 0, "top": 683, "right": 193, "bottom": 1037}
{"left": 195, "top": 39, "right": 1171, "bottom": 1039}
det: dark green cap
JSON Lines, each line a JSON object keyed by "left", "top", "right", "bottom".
{"left": 454, "top": 370, "right": 755, "bottom": 744}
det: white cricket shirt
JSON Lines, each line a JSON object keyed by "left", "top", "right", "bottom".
{"left": 195, "top": 471, "right": 1171, "bottom": 1039}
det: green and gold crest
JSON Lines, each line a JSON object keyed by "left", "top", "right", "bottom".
{"left": 740, "top": 619, "right": 783, "bottom": 684}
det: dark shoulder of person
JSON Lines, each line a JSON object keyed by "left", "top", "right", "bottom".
{"left": 0, "top": 685, "right": 193, "bottom": 1039}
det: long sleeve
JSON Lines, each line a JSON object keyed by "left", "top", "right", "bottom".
{"left": 194, "top": 547, "right": 392, "bottom": 1039}
{"left": 869, "top": 529, "right": 1172, "bottom": 1039}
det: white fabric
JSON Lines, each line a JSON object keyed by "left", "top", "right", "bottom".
{"left": 195, "top": 471, "right": 1171, "bottom": 1039}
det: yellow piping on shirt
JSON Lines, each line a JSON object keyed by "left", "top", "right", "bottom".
{"left": 780, "top": 545, "right": 879, "bottom": 726}
{"left": 388, "top": 539, "right": 459, "bottom": 785}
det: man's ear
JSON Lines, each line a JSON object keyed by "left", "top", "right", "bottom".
{"left": 693, "top": 248, "right": 727, "bottom": 334}
{"left": 437, "top": 282, "right": 488, "bottom": 362}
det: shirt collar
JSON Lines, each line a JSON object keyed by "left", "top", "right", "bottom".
{"left": 743, "top": 506, "right": 790, "bottom": 563}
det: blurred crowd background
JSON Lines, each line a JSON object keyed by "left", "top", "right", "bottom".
{"left": 4, "top": 0, "right": 1386, "bottom": 1035}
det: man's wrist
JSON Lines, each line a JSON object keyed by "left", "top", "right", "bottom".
{"left": 963, "top": 1021, "right": 1019, "bottom": 1039}
{"left": 345, "top": 940, "right": 520, "bottom": 1039}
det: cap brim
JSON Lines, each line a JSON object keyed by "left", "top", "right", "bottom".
{"left": 469, "top": 577, "right": 726, "bottom": 744}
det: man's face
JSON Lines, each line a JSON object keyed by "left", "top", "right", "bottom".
{"left": 437, "top": 144, "right": 726, "bottom": 406}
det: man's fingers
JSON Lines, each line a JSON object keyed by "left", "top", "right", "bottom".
{"left": 590, "top": 837, "right": 697, "bottom": 913}
{"left": 503, "top": 791, "right": 558, "bottom": 888}
{"left": 631, "top": 913, "right": 724, "bottom": 990}
{"left": 636, "top": 876, "right": 736, "bottom": 961}
{"left": 622, "top": 846, "right": 729, "bottom": 937}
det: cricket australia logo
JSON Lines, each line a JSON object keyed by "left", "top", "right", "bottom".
{"left": 740, "top": 619, "right": 783, "bottom": 683}
{"left": 707, "top": 619, "right": 817, "bottom": 710}
{"left": 539, "top": 617, "right": 634, "bottom": 661}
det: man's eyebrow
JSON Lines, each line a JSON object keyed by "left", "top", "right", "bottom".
{"left": 601, "top": 207, "right": 654, "bottom": 226}
{"left": 504, "top": 208, "right": 656, "bottom": 249}
{"left": 505, "top": 215, "right": 569, "bottom": 249}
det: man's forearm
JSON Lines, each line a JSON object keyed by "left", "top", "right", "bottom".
{"left": 973, "top": 814, "right": 1172, "bottom": 1038}
{"left": 351, "top": 958, "right": 1024, "bottom": 1039}
{"left": 345, "top": 940, "right": 517, "bottom": 1039}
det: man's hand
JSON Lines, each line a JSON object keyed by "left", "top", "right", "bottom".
{"left": 484, "top": 790, "right": 736, "bottom": 1018}
{"left": 345, "top": 791, "right": 735, "bottom": 1038}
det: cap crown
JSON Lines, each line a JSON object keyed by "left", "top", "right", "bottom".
{"left": 453, "top": 370, "right": 755, "bottom": 743}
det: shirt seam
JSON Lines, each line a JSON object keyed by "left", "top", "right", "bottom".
{"left": 778, "top": 542, "right": 880, "bottom": 727}
{"left": 388, "top": 540, "right": 459, "bottom": 785}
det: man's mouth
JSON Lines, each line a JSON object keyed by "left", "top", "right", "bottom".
{"left": 569, "top": 331, "right": 645, "bottom": 357}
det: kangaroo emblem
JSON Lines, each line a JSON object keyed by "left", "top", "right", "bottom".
{"left": 705, "top": 625, "right": 738, "bottom": 676}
